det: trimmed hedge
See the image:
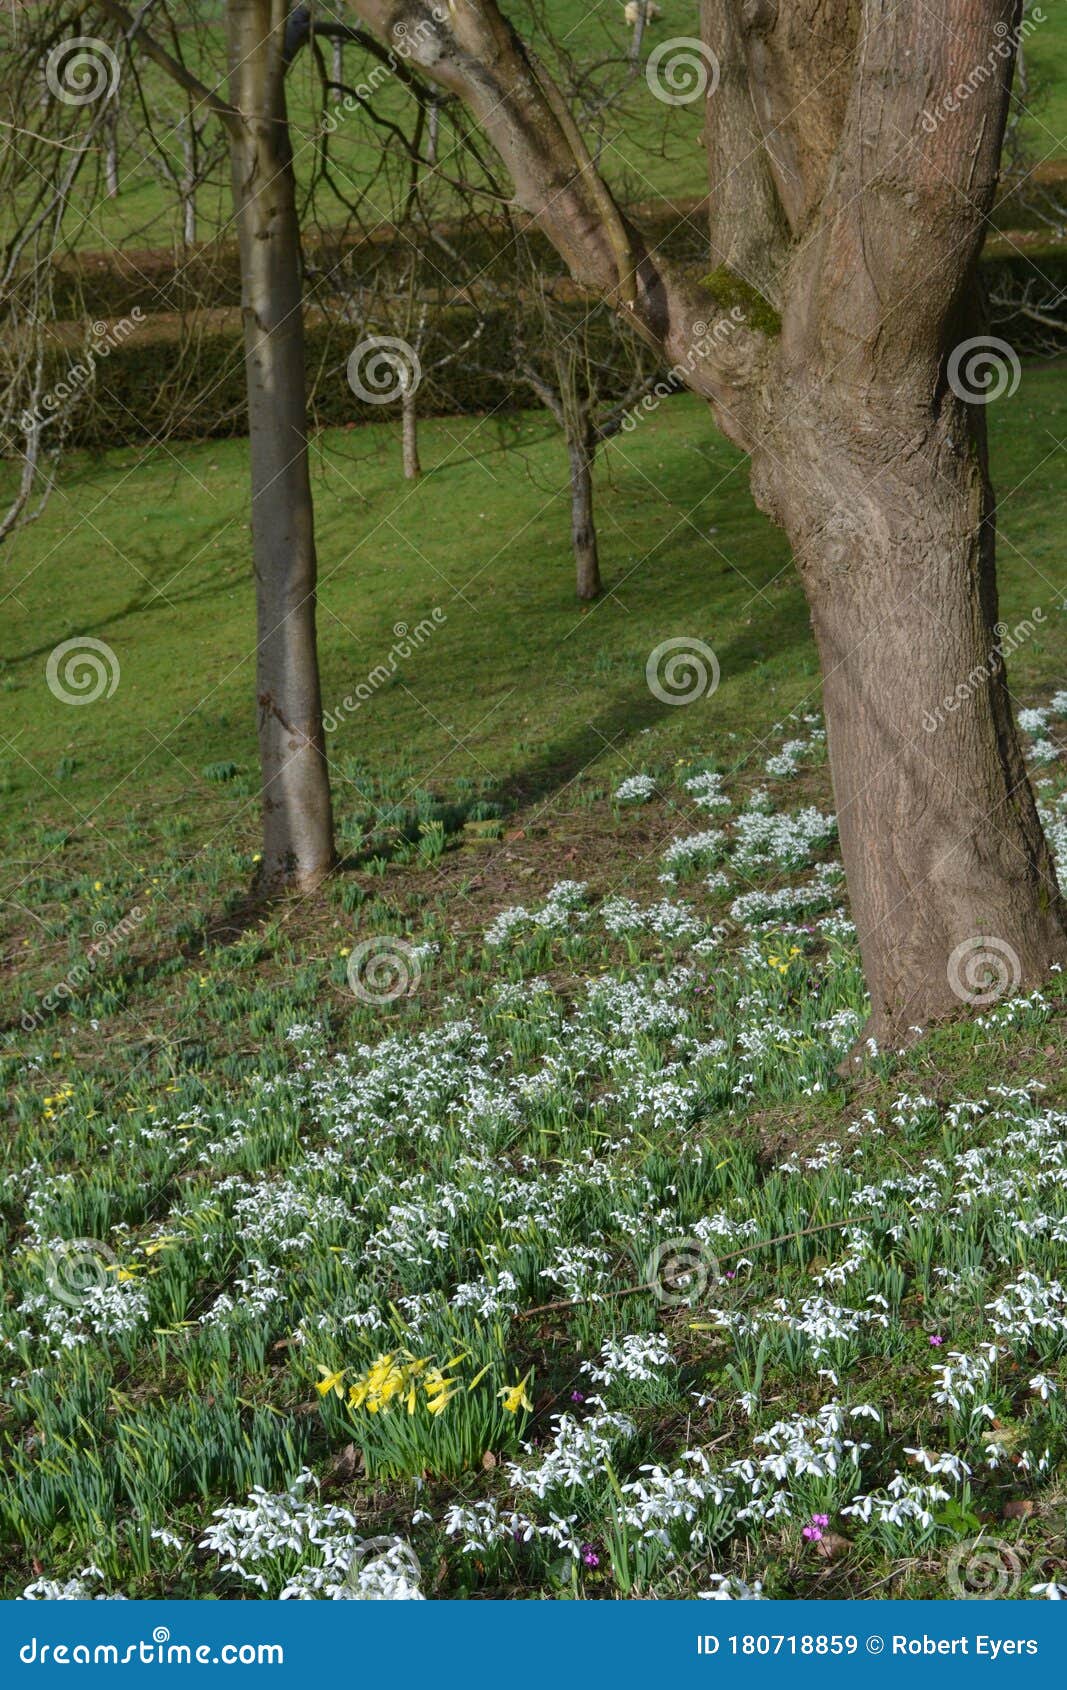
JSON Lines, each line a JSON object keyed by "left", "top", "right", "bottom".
{"left": 39, "top": 248, "right": 1067, "bottom": 453}
{"left": 57, "top": 304, "right": 570, "bottom": 450}
{"left": 50, "top": 204, "right": 713, "bottom": 322}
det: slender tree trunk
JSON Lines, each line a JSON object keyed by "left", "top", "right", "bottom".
{"left": 332, "top": 37, "right": 343, "bottom": 87}
{"left": 105, "top": 96, "right": 120, "bottom": 198}
{"left": 401, "top": 382, "right": 421, "bottom": 479}
{"left": 755, "top": 381, "right": 1066, "bottom": 1053}
{"left": 226, "top": 0, "right": 335, "bottom": 891}
{"left": 180, "top": 120, "right": 197, "bottom": 245}
{"left": 568, "top": 421, "right": 601, "bottom": 600}
{"left": 629, "top": 3, "right": 647, "bottom": 76}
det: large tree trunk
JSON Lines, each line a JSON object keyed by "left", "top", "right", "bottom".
{"left": 567, "top": 423, "right": 601, "bottom": 601}
{"left": 344, "top": 0, "right": 1067, "bottom": 1046}
{"left": 227, "top": 0, "right": 335, "bottom": 891}
{"left": 755, "top": 382, "right": 1065, "bottom": 1051}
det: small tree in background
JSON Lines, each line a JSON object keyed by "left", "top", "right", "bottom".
{"left": 502, "top": 251, "right": 660, "bottom": 601}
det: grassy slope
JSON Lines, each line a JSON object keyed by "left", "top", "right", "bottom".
{"left": 3, "top": 373, "right": 1065, "bottom": 820}
{"left": 1025, "top": 2, "right": 1067, "bottom": 162}
{"left": 0, "top": 375, "right": 1066, "bottom": 1601}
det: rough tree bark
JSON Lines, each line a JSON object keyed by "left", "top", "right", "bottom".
{"left": 227, "top": 0, "right": 335, "bottom": 890}
{"left": 345, "top": 0, "right": 1067, "bottom": 1047}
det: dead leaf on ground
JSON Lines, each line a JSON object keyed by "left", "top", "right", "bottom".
{"left": 1003, "top": 1499, "right": 1036, "bottom": 1520}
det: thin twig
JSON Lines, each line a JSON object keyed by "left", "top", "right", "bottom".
{"left": 514, "top": 1216, "right": 869, "bottom": 1322}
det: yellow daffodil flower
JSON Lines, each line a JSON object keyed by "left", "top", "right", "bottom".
{"left": 498, "top": 1372, "right": 533, "bottom": 1413}
{"left": 316, "top": 1367, "right": 347, "bottom": 1399}
{"left": 425, "top": 1385, "right": 460, "bottom": 1415}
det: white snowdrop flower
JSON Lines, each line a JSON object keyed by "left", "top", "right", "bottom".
{"left": 20, "top": 1566, "right": 126, "bottom": 1601}
{"left": 581, "top": 1331, "right": 675, "bottom": 1387}
{"left": 599, "top": 895, "right": 645, "bottom": 935}
{"left": 903, "top": 1448, "right": 972, "bottom": 1483}
{"left": 1029, "top": 739, "right": 1060, "bottom": 765}
{"left": 729, "top": 863, "right": 843, "bottom": 928}
{"left": 508, "top": 1409, "right": 637, "bottom": 1501}
{"left": 659, "top": 829, "right": 727, "bottom": 881}
{"left": 699, "top": 1575, "right": 766, "bottom": 1600}
{"left": 842, "top": 1478, "right": 950, "bottom": 1532}
{"left": 1016, "top": 1447, "right": 1052, "bottom": 1475}
{"left": 199, "top": 1471, "right": 421, "bottom": 1601}
{"left": 1018, "top": 707, "right": 1050, "bottom": 735}
{"left": 614, "top": 773, "right": 657, "bottom": 803}
{"left": 731, "top": 804, "right": 836, "bottom": 873}
{"left": 684, "top": 770, "right": 731, "bottom": 811}
{"left": 1029, "top": 1374, "right": 1057, "bottom": 1401}
{"left": 764, "top": 738, "right": 816, "bottom": 777}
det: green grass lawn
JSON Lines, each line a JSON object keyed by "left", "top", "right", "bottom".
{"left": 1, "top": 370, "right": 1066, "bottom": 1601}
{"left": 15, "top": 1, "right": 1065, "bottom": 259}
{"left": 1024, "top": 1, "right": 1067, "bottom": 163}
{"left": 3, "top": 373, "right": 1065, "bottom": 824}
{"left": 15, "top": 1, "right": 714, "bottom": 259}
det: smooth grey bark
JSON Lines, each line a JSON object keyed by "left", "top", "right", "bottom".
{"left": 401, "top": 384, "right": 421, "bottom": 479}
{"left": 227, "top": 0, "right": 335, "bottom": 890}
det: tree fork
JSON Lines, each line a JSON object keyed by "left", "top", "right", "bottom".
{"left": 341, "top": 0, "right": 1067, "bottom": 1042}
